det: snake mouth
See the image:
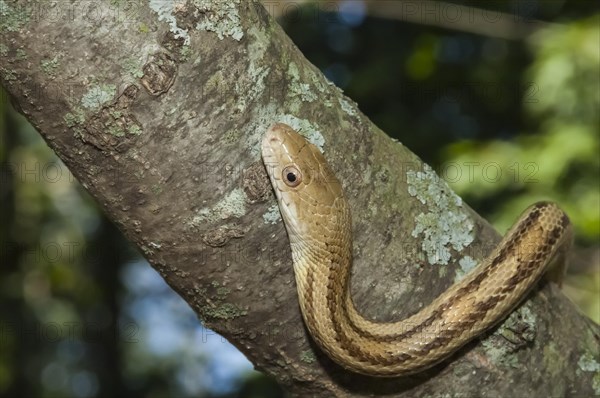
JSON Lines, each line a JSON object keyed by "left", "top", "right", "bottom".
{"left": 262, "top": 124, "right": 301, "bottom": 232}
{"left": 262, "top": 124, "right": 298, "bottom": 162}
{"left": 261, "top": 125, "right": 286, "bottom": 177}
{"left": 262, "top": 123, "right": 288, "bottom": 150}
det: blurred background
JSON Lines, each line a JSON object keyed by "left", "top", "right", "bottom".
{"left": 1, "top": 1, "right": 598, "bottom": 397}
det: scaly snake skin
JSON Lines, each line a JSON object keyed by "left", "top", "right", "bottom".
{"left": 261, "top": 123, "right": 573, "bottom": 377}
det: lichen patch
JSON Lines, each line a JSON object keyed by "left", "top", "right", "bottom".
{"left": 149, "top": 0, "right": 191, "bottom": 45}
{"left": 194, "top": 0, "right": 244, "bottom": 41}
{"left": 191, "top": 188, "right": 248, "bottom": 225}
{"left": 263, "top": 204, "right": 281, "bottom": 225}
{"left": 407, "top": 165, "right": 474, "bottom": 265}
{"left": 81, "top": 84, "right": 116, "bottom": 110}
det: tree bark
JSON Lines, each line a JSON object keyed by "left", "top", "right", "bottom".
{"left": 1, "top": 1, "right": 598, "bottom": 396}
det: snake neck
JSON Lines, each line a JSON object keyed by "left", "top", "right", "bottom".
{"left": 291, "top": 202, "right": 572, "bottom": 376}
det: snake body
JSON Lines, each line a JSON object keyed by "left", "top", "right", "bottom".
{"left": 261, "top": 123, "right": 572, "bottom": 377}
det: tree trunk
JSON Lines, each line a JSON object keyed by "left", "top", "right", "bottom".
{"left": 1, "top": 1, "right": 598, "bottom": 396}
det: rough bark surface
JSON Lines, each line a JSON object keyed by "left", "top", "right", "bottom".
{"left": 1, "top": 1, "right": 598, "bottom": 396}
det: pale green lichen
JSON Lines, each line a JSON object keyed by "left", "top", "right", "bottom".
{"left": 127, "top": 124, "right": 142, "bottom": 135}
{"left": 122, "top": 57, "right": 144, "bottom": 79}
{"left": 0, "top": 0, "right": 30, "bottom": 32}
{"left": 453, "top": 255, "right": 478, "bottom": 283}
{"left": 480, "top": 334, "right": 519, "bottom": 369}
{"left": 287, "top": 62, "right": 317, "bottom": 103}
{"left": 64, "top": 108, "right": 86, "bottom": 127}
{"left": 41, "top": 56, "right": 59, "bottom": 76}
{"left": 15, "top": 48, "right": 26, "bottom": 61}
{"left": 149, "top": 0, "right": 190, "bottom": 44}
{"left": 205, "top": 303, "right": 247, "bottom": 320}
{"left": 216, "top": 286, "right": 231, "bottom": 298}
{"left": 107, "top": 125, "right": 125, "bottom": 137}
{"left": 109, "top": 110, "right": 123, "bottom": 119}
{"left": 179, "top": 45, "right": 192, "bottom": 62}
{"left": 300, "top": 350, "right": 316, "bottom": 364}
{"left": 0, "top": 67, "right": 16, "bottom": 81}
{"left": 339, "top": 97, "right": 358, "bottom": 117}
{"left": 263, "top": 204, "right": 281, "bottom": 225}
{"left": 81, "top": 84, "right": 116, "bottom": 110}
{"left": 222, "top": 129, "right": 242, "bottom": 145}
{"left": 577, "top": 353, "right": 600, "bottom": 394}
{"left": 235, "top": 26, "right": 270, "bottom": 112}
{"left": 578, "top": 353, "right": 600, "bottom": 372}
{"left": 0, "top": 43, "right": 7, "bottom": 56}
{"left": 194, "top": 0, "right": 244, "bottom": 41}
{"left": 499, "top": 305, "right": 536, "bottom": 342}
{"left": 308, "top": 68, "right": 331, "bottom": 94}
{"left": 481, "top": 305, "right": 536, "bottom": 370}
{"left": 407, "top": 165, "right": 474, "bottom": 265}
{"left": 191, "top": 188, "right": 248, "bottom": 224}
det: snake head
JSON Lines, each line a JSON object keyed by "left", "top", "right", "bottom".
{"left": 261, "top": 123, "right": 349, "bottom": 246}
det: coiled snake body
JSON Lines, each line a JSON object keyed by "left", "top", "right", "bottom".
{"left": 261, "top": 123, "right": 572, "bottom": 377}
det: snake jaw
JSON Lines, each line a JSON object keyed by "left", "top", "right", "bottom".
{"left": 262, "top": 124, "right": 304, "bottom": 238}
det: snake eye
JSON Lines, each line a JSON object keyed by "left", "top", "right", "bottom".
{"left": 282, "top": 166, "right": 302, "bottom": 187}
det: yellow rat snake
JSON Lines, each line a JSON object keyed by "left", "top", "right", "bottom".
{"left": 261, "top": 123, "right": 572, "bottom": 377}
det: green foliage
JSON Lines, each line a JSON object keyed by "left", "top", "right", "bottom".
{"left": 441, "top": 17, "right": 600, "bottom": 322}
{"left": 444, "top": 17, "right": 600, "bottom": 240}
